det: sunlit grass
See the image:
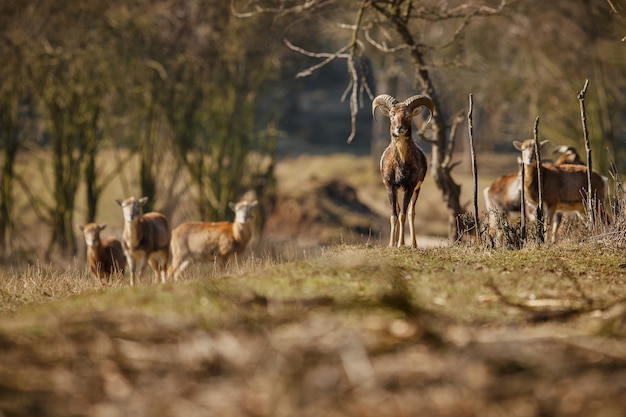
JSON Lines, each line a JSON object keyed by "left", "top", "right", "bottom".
{"left": 2, "top": 241, "right": 624, "bottom": 332}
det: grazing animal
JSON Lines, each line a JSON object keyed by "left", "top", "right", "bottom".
{"left": 168, "top": 200, "right": 258, "bottom": 280}
{"left": 78, "top": 223, "right": 126, "bottom": 285}
{"left": 372, "top": 94, "right": 434, "bottom": 248}
{"left": 115, "top": 196, "right": 171, "bottom": 285}
{"left": 513, "top": 139, "right": 607, "bottom": 243}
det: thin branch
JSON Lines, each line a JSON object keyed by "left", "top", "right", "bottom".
{"left": 578, "top": 79, "right": 595, "bottom": 226}
{"left": 533, "top": 117, "right": 545, "bottom": 244}
{"left": 284, "top": 39, "right": 350, "bottom": 78}
{"left": 230, "top": 0, "right": 327, "bottom": 18}
{"left": 467, "top": 94, "right": 479, "bottom": 243}
{"left": 345, "top": 0, "right": 368, "bottom": 143}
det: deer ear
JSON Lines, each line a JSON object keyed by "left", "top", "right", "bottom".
{"left": 229, "top": 202, "right": 236, "bottom": 211}
{"left": 115, "top": 199, "right": 123, "bottom": 206}
{"left": 539, "top": 140, "right": 550, "bottom": 149}
{"left": 513, "top": 141, "right": 523, "bottom": 151}
{"left": 99, "top": 223, "right": 107, "bottom": 231}
{"left": 138, "top": 196, "right": 149, "bottom": 206}
{"left": 78, "top": 224, "right": 84, "bottom": 231}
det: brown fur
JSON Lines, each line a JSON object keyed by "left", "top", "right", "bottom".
{"left": 484, "top": 144, "right": 585, "bottom": 239}
{"left": 513, "top": 139, "right": 607, "bottom": 243}
{"left": 115, "top": 196, "right": 171, "bottom": 285}
{"left": 168, "top": 200, "right": 258, "bottom": 280}
{"left": 78, "top": 223, "right": 126, "bottom": 285}
{"left": 372, "top": 94, "right": 434, "bottom": 248}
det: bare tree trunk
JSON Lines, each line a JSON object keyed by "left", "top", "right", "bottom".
{"left": 0, "top": 91, "right": 21, "bottom": 257}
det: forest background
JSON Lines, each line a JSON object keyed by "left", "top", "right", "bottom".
{"left": 1, "top": 0, "right": 625, "bottom": 261}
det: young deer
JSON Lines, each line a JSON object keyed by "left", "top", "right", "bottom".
{"left": 513, "top": 139, "right": 607, "bottom": 243}
{"left": 372, "top": 94, "right": 434, "bottom": 248}
{"left": 78, "top": 223, "right": 126, "bottom": 285}
{"left": 168, "top": 200, "right": 258, "bottom": 280}
{"left": 115, "top": 196, "right": 171, "bottom": 285}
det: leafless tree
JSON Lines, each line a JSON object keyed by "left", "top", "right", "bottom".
{"left": 232, "top": 0, "right": 508, "bottom": 240}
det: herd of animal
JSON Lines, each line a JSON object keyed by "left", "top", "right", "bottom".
{"left": 80, "top": 93, "right": 611, "bottom": 285}
{"left": 372, "top": 94, "right": 611, "bottom": 247}
{"left": 78, "top": 196, "right": 258, "bottom": 286}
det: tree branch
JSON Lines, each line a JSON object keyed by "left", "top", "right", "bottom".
{"left": 283, "top": 39, "right": 351, "bottom": 78}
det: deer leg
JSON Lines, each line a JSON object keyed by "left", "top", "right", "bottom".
{"left": 126, "top": 257, "right": 136, "bottom": 286}
{"left": 148, "top": 253, "right": 167, "bottom": 284}
{"left": 135, "top": 256, "right": 146, "bottom": 285}
{"left": 546, "top": 206, "right": 559, "bottom": 244}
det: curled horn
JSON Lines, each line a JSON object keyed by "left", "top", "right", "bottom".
{"left": 372, "top": 94, "right": 398, "bottom": 120}
{"left": 404, "top": 95, "right": 435, "bottom": 124}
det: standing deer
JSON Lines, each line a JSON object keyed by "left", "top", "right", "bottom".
{"left": 78, "top": 223, "right": 126, "bottom": 285}
{"left": 484, "top": 144, "right": 584, "bottom": 239}
{"left": 372, "top": 94, "right": 435, "bottom": 247}
{"left": 168, "top": 200, "right": 258, "bottom": 280}
{"left": 513, "top": 139, "right": 608, "bottom": 243}
{"left": 115, "top": 196, "right": 171, "bottom": 285}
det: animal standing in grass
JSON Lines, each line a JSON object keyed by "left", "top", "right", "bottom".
{"left": 372, "top": 94, "right": 435, "bottom": 247}
{"left": 78, "top": 223, "right": 126, "bottom": 285}
{"left": 483, "top": 145, "right": 584, "bottom": 239}
{"left": 168, "top": 199, "right": 258, "bottom": 280}
{"left": 115, "top": 196, "right": 171, "bottom": 285}
{"left": 513, "top": 139, "right": 608, "bottom": 243}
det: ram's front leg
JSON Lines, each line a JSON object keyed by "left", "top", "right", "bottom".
{"left": 398, "top": 188, "right": 414, "bottom": 247}
{"left": 387, "top": 188, "right": 399, "bottom": 247}
{"left": 407, "top": 183, "right": 422, "bottom": 248}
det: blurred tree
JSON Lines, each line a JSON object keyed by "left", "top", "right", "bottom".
{"left": 233, "top": 0, "right": 626, "bottom": 239}
{"left": 115, "top": 0, "right": 283, "bottom": 221}
{"left": 0, "top": 79, "right": 22, "bottom": 258}
{"left": 0, "top": 0, "right": 282, "bottom": 259}
{"left": 233, "top": 0, "right": 509, "bottom": 240}
{"left": 0, "top": 2, "right": 34, "bottom": 258}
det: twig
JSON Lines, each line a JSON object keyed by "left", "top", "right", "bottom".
{"left": 533, "top": 117, "right": 544, "bottom": 244}
{"left": 467, "top": 94, "right": 479, "bottom": 243}
{"left": 578, "top": 79, "right": 595, "bottom": 226}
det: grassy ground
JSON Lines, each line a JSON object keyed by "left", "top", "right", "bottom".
{"left": 0, "top": 242, "right": 625, "bottom": 416}
{"left": 1, "top": 151, "right": 625, "bottom": 416}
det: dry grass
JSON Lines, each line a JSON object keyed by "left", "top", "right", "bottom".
{"left": 1, "top": 241, "right": 626, "bottom": 416}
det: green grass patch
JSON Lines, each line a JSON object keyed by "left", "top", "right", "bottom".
{"left": 2, "top": 242, "right": 624, "bottom": 331}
